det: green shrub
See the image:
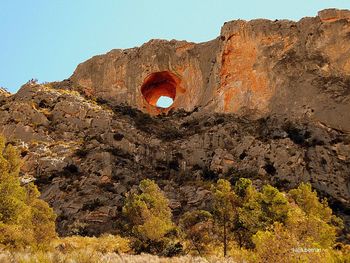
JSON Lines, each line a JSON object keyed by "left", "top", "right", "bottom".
{"left": 0, "top": 135, "right": 57, "bottom": 250}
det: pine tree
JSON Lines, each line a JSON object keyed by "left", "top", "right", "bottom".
{"left": 287, "top": 183, "right": 343, "bottom": 247}
{"left": 0, "top": 139, "right": 28, "bottom": 225}
{"left": 211, "top": 179, "right": 237, "bottom": 257}
{"left": 252, "top": 183, "right": 344, "bottom": 262}
{"left": 233, "top": 178, "right": 264, "bottom": 248}
{"left": 25, "top": 183, "right": 57, "bottom": 246}
{"left": 179, "top": 210, "right": 216, "bottom": 256}
{"left": 0, "top": 135, "right": 57, "bottom": 249}
{"left": 123, "top": 179, "right": 173, "bottom": 242}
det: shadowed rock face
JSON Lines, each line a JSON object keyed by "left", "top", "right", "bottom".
{"left": 0, "top": 9, "right": 349, "bottom": 236}
{"left": 71, "top": 9, "right": 350, "bottom": 132}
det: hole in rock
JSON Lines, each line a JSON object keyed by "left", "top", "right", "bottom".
{"left": 141, "top": 71, "right": 180, "bottom": 108}
{"left": 156, "top": 96, "right": 174, "bottom": 108}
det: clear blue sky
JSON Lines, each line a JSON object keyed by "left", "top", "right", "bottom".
{"left": 1, "top": 0, "right": 349, "bottom": 93}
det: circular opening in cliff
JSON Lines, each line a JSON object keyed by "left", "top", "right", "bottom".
{"left": 156, "top": 96, "right": 174, "bottom": 108}
{"left": 141, "top": 71, "right": 180, "bottom": 108}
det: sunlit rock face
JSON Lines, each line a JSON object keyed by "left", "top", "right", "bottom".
{"left": 70, "top": 39, "right": 213, "bottom": 115}
{"left": 70, "top": 8, "right": 350, "bottom": 132}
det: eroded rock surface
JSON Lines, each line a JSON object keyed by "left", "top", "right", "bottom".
{"left": 0, "top": 9, "right": 349, "bottom": 236}
{"left": 70, "top": 9, "right": 350, "bottom": 133}
{"left": 0, "top": 81, "right": 349, "bottom": 236}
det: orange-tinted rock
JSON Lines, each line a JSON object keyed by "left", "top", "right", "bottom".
{"left": 70, "top": 8, "right": 350, "bottom": 132}
{"left": 140, "top": 71, "right": 184, "bottom": 113}
{"left": 318, "top": 8, "right": 350, "bottom": 22}
{"left": 219, "top": 20, "right": 272, "bottom": 114}
{"left": 70, "top": 40, "right": 212, "bottom": 115}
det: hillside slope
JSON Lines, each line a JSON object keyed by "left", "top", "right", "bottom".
{"left": 0, "top": 9, "right": 349, "bottom": 236}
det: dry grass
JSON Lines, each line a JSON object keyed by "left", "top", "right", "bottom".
{"left": 0, "top": 235, "right": 240, "bottom": 263}
{"left": 54, "top": 235, "right": 131, "bottom": 254}
{"left": 0, "top": 251, "right": 239, "bottom": 263}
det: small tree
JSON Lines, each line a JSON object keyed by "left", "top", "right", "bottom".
{"left": 123, "top": 179, "right": 174, "bottom": 253}
{"left": 25, "top": 183, "right": 57, "bottom": 246}
{"left": 288, "top": 183, "right": 338, "bottom": 223}
{"left": 0, "top": 140, "right": 28, "bottom": 225}
{"left": 211, "top": 179, "right": 237, "bottom": 257}
{"left": 251, "top": 183, "right": 344, "bottom": 262}
{"left": 233, "top": 178, "right": 264, "bottom": 248}
{"left": 287, "top": 183, "right": 343, "bottom": 247}
{"left": 179, "top": 210, "right": 216, "bottom": 256}
{"left": 231, "top": 178, "right": 292, "bottom": 248}
{"left": 0, "top": 135, "right": 57, "bottom": 249}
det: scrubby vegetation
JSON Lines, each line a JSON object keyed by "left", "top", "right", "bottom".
{"left": 0, "top": 136, "right": 56, "bottom": 250}
{"left": 177, "top": 178, "right": 349, "bottom": 262}
{"left": 122, "top": 179, "right": 179, "bottom": 255}
{"left": 0, "top": 134, "right": 349, "bottom": 262}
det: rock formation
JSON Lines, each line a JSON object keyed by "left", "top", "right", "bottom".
{"left": 71, "top": 9, "right": 350, "bottom": 132}
{"left": 0, "top": 9, "right": 349, "bottom": 236}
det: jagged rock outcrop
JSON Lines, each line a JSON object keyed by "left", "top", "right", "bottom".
{"left": 0, "top": 9, "right": 349, "bottom": 236}
{"left": 70, "top": 9, "right": 350, "bottom": 133}
{"left": 0, "top": 81, "right": 349, "bottom": 236}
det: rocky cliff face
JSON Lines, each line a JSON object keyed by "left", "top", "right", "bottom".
{"left": 71, "top": 9, "right": 350, "bottom": 132}
{"left": 0, "top": 9, "right": 349, "bottom": 236}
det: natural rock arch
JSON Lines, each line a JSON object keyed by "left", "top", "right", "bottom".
{"left": 141, "top": 71, "right": 181, "bottom": 108}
